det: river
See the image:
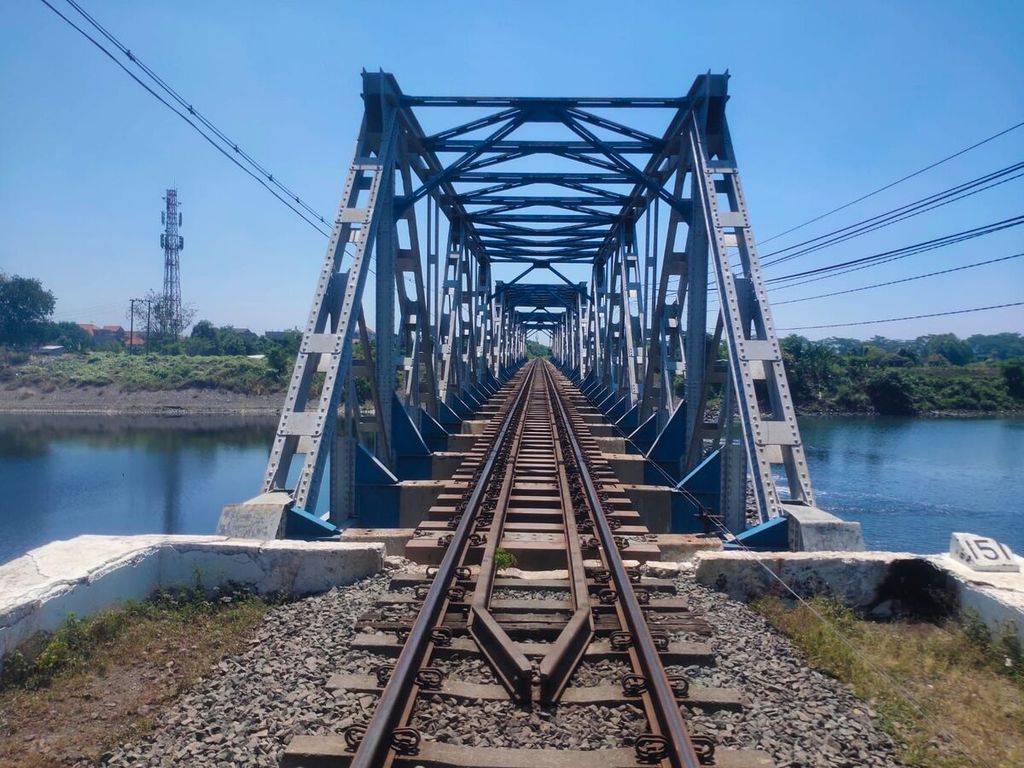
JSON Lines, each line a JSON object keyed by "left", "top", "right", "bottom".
{"left": 0, "top": 414, "right": 1021, "bottom": 564}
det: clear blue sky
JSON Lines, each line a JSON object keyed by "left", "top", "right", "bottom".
{"left": 1, "top": 0, "right": 1022, "bottom": 340}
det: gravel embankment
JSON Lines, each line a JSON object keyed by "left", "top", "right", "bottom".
{"left": 96, "top": 564, "right": 903, "bottom": 767}
{"left": 96, "top": 570, "right": 395, "bottom": 767}
{"left": 672, "top": 567, "right": 902, "bottom": 767}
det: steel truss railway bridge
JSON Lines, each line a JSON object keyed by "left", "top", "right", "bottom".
{"left": 222, "top": 70, "right": 863, "bottom": 554}
{"left": 218, "top": 71, "right": 865, "bottom": 768}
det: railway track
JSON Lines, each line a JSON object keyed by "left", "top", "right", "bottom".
{"left": 285, "top": 359, "right": 773, "bottom": 768}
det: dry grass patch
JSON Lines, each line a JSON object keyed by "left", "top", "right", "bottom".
{"left": 754, "top": 596, "right": 1024, "bottom": 768}
{"left": 0, "top": 588, "right": 269, "bottom": 768}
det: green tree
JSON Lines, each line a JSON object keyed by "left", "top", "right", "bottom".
{"left": 864, "top": 370, "right": 918, "bottom": 415}
{"left": 190, "top": 320, "right": 217, "bottom": 340}
{"left": 1002, "top": 359, "right": 1024, "bottom": 400}
{"left": 0, "top": 274, "right": 56, "bottom": 346}
{"left": 265, "top": 344, "right": 293, "bottom": 377}
{"left": 922, "top": 333, "right": 973, "bottom": 366}
{"left": 130, "top": 289, "right": 196, "bottom": 349}
{"left": 969, "top": 332, "right": 1024, "bottom": 361}
{"left": 526, "top": 340, "right": 551, "bottom": 359}
{"left": 47, "top": 321, "right": 94, "bottom": 352}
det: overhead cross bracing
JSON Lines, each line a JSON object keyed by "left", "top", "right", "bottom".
{"left": 255, "top": 71, "right": 830, "bottom": 539}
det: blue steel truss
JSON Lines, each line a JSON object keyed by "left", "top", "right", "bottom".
{"left": 255, "top": 71, "right": 817, "bottom": 532}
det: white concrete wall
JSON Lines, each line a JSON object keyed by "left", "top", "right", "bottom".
{"left": 0, "top": 535, "right": 385, "bottom": 661}
{"left": 933, "top": 554, "right": 1024, "bottom": 641}
{"left": 693, "top": 550, "right": 1024, "bottom": 642}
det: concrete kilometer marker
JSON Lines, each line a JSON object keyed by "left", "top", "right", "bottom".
{"left": 949, "top": 532, "right": 1020, "bottom": 573}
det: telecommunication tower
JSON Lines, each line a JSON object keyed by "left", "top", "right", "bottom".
{"left": 160, "top": 188, "right": 184, "bottom": 336}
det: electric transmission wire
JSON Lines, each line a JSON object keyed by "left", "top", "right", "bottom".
{"left": 772, "top": 253, "right": 1024, "bottom": 305}
{"left": 59, "top": 0, "right": 331, "bottom": 230}
{"left": 765, "top": 215, "right": 1024, "bottom": 284}
{"left": 705, "top": 164, "right": 1024, "bottom": 296}
{"left": 760, "top": 161, "right": 1024, "bottom": 268}
{"left": 759, "top": 118, "right": 1024, "bottom": 245}
{"left": 777, "top": 301, "right": 1023, "bottom": 331}
{"left": 36, "top": 0, "right": 381, "bottom": 277}
{"left": 36, "top": 0, "right": 332, "bottom": 238}
{"left": 707, "top": 215, "right": 1024, "bottom": 310}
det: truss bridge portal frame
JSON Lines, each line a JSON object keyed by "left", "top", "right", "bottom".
{"left": 259, "top": 71, "right": 819, "bottom": 535}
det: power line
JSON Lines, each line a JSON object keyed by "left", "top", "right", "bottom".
{"left": 706, "top": 164, "right": 1024, "bottom": 295}
{"left": 60, "top": 0, "right": 332, "bottom": 229}
{"left": 760, "top": 162, "right": 1024, "bottom": 268}
{"left": 36, "top": 0, "right": 332, "bottom": 238}
{"left": 706, "top": 214, "right": 1024, "bottom": 306}
{"left": 777, "top": 301, "right": 1024, "bottom": 331}
{"left": 759, "top": 118, "right": 1024, "bottom": 245}
{"left": 766, "top": 215, "right": 1024, "bottom": 284}
{"left": 773, "top": 252, "right": 1024, "bottom": 306}
{"left": 705, "top": 223, "right": 1024, "bottom": 316}
{"left": 37, "top": 0, "right": 378, "bottom": 278}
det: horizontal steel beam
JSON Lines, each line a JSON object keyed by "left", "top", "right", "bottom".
{"left": 456, "top": 172, "right": 635, "bottom": 184}
{"left": 458, "top": 195, "right": 630, "bottom": 206}
{"left": 470, "top": 213, "right": 617, "bottom": 223}
{"left": 429, "top": 140, "right": 660, "bottom": 153}
{"left": 403, "top": 96, "right": 689, "bottom": 108}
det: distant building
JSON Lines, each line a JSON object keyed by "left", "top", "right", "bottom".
{"left": 77, "top": 323, "right": 127, "bottom": 350}
{"left": 123, "top": 332, "right": 146, "bottom": 349}
{"left": 264, "top": 329, "right": 300, "bottom": 343}
{"left": 225, "top": 326, "right": 258, "bottom": 339}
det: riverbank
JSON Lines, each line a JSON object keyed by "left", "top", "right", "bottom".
{"left": 0, "top": 384, "right": 282, "bottom": 415}
{"left": 2, "top": 383, "right": 1021, "bottom": 419}
{"left": 0, "top": 353, "right": 287, "bottom": 414}
{"left": 796, "top": 404, "right": 1024, "bottom": 418}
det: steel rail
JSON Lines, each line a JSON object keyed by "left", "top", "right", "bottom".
{"left": 546, "top": 367, "right": 704, "bottom": 768}
{"left": 468, "top": 364, "right": 537, "bottom": 702}
{"left": 349, "top": 363, "right": 534, "bottom": 768}
{"left": 536, "top": 362, "right": 596, "bottom": 703}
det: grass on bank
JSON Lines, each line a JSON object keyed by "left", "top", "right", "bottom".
{"left": 754, "top": 596, "right": 1024, "bottom": 768}
{"left": 0, "top": 351, "right": 283, "bottom": 395}
{"left": 0, "top": 586, "right": 269, "bottom": 767}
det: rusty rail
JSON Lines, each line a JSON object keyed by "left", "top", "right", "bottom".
{"left": 326, "top": 359, "right": 739, "bottom": 768}
{"left": 348, "top": 364, "right": 533, "bottom": 768}
{"left": 544, "top": 364, "right": 706, "bottom": 768}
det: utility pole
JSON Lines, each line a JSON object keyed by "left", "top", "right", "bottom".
{"left": 129, "top": 298, "right": 136, "bottom": 356}
{"left": 145, "top": 298, "right": 152, "bottom": 352}
{"left": 129, "top": 297, "right": 152, "bottom": 355}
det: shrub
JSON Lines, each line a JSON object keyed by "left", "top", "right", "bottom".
{"left": 864, "top": 370, "right": 918, "bottom": 415}
{"left": 1003, "top": 359, "right": 1024, "bottom": 400}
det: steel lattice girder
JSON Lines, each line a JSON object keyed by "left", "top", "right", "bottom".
{"left": 259, "top": 70, "right": 816, "bottom": 530}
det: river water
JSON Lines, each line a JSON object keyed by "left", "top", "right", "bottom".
{"left": 0, "top": 414, "right": 1021, "bottom": 564}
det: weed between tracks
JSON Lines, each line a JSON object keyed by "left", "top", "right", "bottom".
{"left": 754, "top": 596, "right": 1024, "bottom": 768}
{"left": 494, "top": 547, "right": 517, "bottom": 571}
{"left": 0, "top": 586, "right": 269, "bottom": 767}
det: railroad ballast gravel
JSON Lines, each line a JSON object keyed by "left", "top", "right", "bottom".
{"left": 97, "top": 565, "right": 904, "bottom": 767}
